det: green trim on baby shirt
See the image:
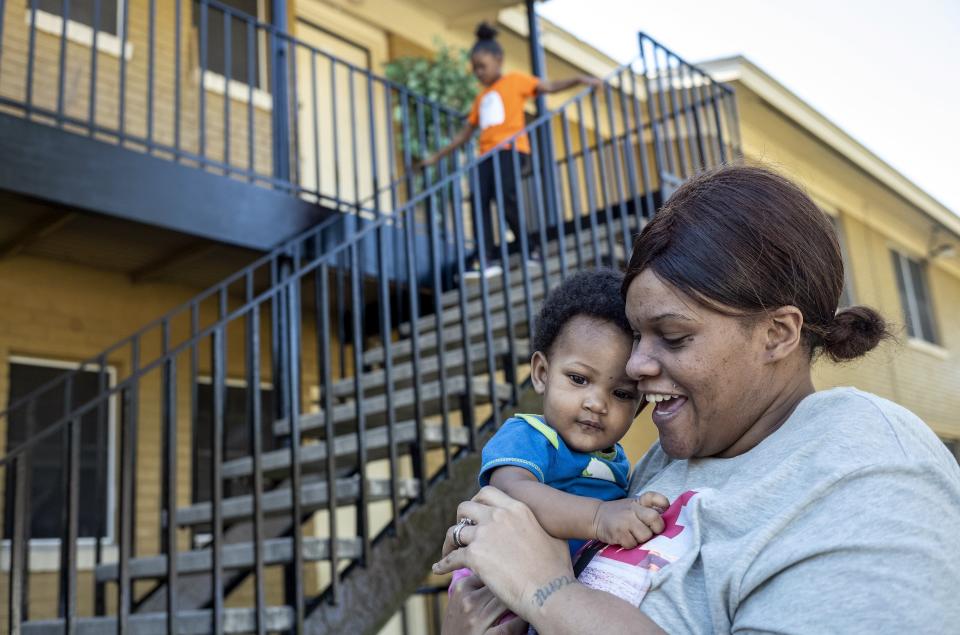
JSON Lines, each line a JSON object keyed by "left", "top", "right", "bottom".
{"left": 515, "top": 413, "right": 559, "bottom": 450}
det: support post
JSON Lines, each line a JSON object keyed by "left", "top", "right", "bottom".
{"left": 271, "top": 0, "right": 291, "bottom": 184}
{"left": 525, "top": 0, "right": 560, "bottom": 234}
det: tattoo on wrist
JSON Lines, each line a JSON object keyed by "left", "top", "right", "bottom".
{"left": 532, "top": 575, "right": 577, "bottom": 608}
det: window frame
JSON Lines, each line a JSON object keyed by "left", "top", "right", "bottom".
{"left": 26, "top": 3, "right": 134, "bottom": 61}
{"left": 826, "top": 213, "right": 856, "bottom": 308}
{"left": 197, "top": 0, "right": 274, "bottom": 110}
{"left": 2, "top": 355, "right": 118, "bottom": 572}
{"left": 890, "top": 248, "right": 940, "bottom": 345}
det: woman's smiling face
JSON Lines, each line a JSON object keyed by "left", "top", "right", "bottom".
{"left": 624, "top": 269, "right": 773, "bottom": 459}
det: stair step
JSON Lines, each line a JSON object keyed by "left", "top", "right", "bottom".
{"left": 176, "top": 476, "right": 420, "bottom": 527}
{"left": 363, "top": 306, "right": 519, "bottom": 367}
{"left": 95, "top": 536, "right": 363, "bottom": 582}
{"left": 439, "top": 220, "right": 627, "bottom": 311}
{"left": 275, "top": 375, "right": 512, "bottom": 437}
{"left": 327, "top": 337, "right": 523, "bottom": 400}
{"left": 222, "top": 421, "right": 470, "bottom": 481}
{"left": 21, "top": 607, "right": 293, "bottom": 635}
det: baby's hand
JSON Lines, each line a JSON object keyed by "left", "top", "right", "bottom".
{"left": 593, "top": 491, "right": 670, "bottom": 548}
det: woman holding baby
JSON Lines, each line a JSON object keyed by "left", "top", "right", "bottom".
{"left": 436, "top": 165, "right": 960, "bottom": 634}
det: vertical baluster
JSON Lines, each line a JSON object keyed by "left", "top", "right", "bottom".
{"left": 0, "top": 0, "right": 6, "bottom": 78}
{"left": 628, "top": 69, "right": 656, "bottom": 219}
{"left": 8, "top": 451, "right": 30, "bottom": 634}
{"left": 528, "top": 129, "right": 567, "bottom": 284}
{"left": 93, "top": 355, "right": 108, "bottom": 615}
{"left": 25, "top": 0, "right": 39, "bottom": 116}
{"left": 118, "top": 338, "right": 139, "bottom": 634}
{"left": 198, "top": 0, "right": 208, "bottom": 161}
{"left": 559, "top": 111, "right": 584, "bottom": 267}
{"left": 726, "top": 88, "right": 741, "bottom": 159}
{"left": 117, "top": 0, "right": 129, "bottom": 141}
{"left": 58, "top": 375, "right": 78, "bottom": 632}
{"left": 222, "top": 10, "right": 231, "bottom": 174}
{"left": 510, "top": 147, "right": 537, "bottom": 340}
{"left": 349, "top": 243, "right": 370, "bottom": 561}
{"left": 616, "top": 69, "right": 642, "bottom": 232}
{"left": 373, "top": 220, "right": 399, "bottom": 523}
{"left": 638, "top": 35, "right": 669, "bottom": 197}
{"left": 404, "top": 190, "right": 426, "bottom": 501}
{"left": 576, "top": 100, "right": 603, "bottom": 267}
{"left": 671, "top": 54, "right": 697, "bottom": 174}
{"left": 330, "top": 58, "right": 342, "bottom": 206}
{"left": 384, "top": 87, "right": 399, "bottom": 215}
{"left": 681, "top": 63, "right": 707, "bottom": 171}
{"left": 146, "top": 0, "right": 156, "bottom": 149}
{"left": 161, "top": 320, "right": 178, "bottom": 635}
{"left": 315, "top": 261, "right": 340, "bottom": 601}
{"left": 243, "top": 272, "right": 266, "bottom": 635}
{"left": 603, "top": 82, "right": 632, "bottom": 257}
{"left": 283, "top": 261, "right": 305, "bottom": 632}
{"left": 449, "top": 159, "right": 477, "bottom": 449}
{"left": 288, "top": 38, "right": 301, "bottom": 194}
{"left": 711, "top": 82, "right": 728, "bottom": 163}
{"left": 210, "top": 325, "right": 225, "bottom": 635}
{"left": 55, "top": 0, "right": 69, "bottom": 126}
{"left": 491, "top": 156, "right": 518, "bottom": 405}
{"left": 468, "top": 162, "right": 501, "bottom": 429}
{"left": 246, "top": 18, "right": 255, "bottom": 179}
{"left": 173, "top": 0, "right": 181, "bottom": 156}
{"left": 88, "top": 0, "right": 102, "bottom": 136}
{"left": 430, "top": 101, "right": 454, "bottom": 469}
{"left": 693, "top": 71, "right": 719, "bottom": 169}
{"left": 664, "top": 49, "right": 690, "bottom": 178}
{"left": 589, "top": 91, "right": 617, "bottom": 266}
{"left": 367, "top": 73, "right": 381, "bottom": 215}
{"left": 348, "top": 69, "right": 360, "bottom": 211}
{"left": 650, "top": 42, "right": 678, "bottom": 178}
{"left": 311, "top": 53, "right": 321, "bottom": 200}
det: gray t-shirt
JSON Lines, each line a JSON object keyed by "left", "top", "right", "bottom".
{"left": 589, "top": 387, "right": 960, "bottom": 634}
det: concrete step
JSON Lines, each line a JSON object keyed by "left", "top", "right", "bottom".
{"left": 95, "top": 536, "right": 363, "bottom": 583}
{"left": 22, "top": 607, "right": 294, "bottom": 635}
{"left": 274, "top": 375, "right": 512, "bottom": 437}
{"left": 222, "top": 421, "right": 470, "bottom": 481}
{"left": 326, "top": 338, "right": 525, "bottom": 401}
{"left": 175, "top": 476, "right": 420, "bottom": 527}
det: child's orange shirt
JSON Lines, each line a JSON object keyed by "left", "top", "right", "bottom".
{"left": 468, "top": 72, "right": 540, "bottom": 155}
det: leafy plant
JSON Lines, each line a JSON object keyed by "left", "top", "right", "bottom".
{"left": 384, "top": 39, "right": 477, "bottom": 159}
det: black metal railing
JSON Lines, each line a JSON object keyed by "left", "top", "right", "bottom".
{"left": 0, "top": 32, "right": 737, "bottom": 632}
{"left": 0, "top": 0, "right": 463, "bottom": 216}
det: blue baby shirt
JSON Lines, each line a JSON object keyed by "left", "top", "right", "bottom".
{"left": 479, "top": 414, "right": 631, "bottom": 557}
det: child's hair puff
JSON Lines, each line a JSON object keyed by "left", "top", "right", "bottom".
{"left": 534, "top": 268, "right": 633, "bottom": 355}
{"left": 472, "top": 21, "right": 504, "bottom": 58}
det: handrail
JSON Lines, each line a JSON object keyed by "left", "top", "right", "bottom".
{"left": 0, "top": 31, "right": 737, "bottom": 482}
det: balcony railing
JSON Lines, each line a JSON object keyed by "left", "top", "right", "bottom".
{"left": 0, "top": 0, "right": 464, "bottom": 216}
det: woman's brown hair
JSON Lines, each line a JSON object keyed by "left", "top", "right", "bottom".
{"left": 622, "top": 164, "right": 890, "bottom": 361}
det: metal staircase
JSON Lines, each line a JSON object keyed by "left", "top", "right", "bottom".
{"left": 0, "top": 34, "right": 738, "bottom": 635}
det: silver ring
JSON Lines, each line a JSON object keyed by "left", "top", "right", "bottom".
{"left": 452, "top": 518, "right": 473, "bottom": 549}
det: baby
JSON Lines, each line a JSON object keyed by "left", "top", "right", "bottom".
{"left": 476, "top": 268, "right": 668, "bottom": 560}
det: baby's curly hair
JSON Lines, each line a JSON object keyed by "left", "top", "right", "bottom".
{"left": 533, "top": 268, "right": 633, "bottom": 355}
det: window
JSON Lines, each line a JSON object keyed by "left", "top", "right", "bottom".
{"left": 827, "top": 214, "right": 855, "bottom": 307}
{"left": 192, "top": 381, "right": 277, "bottom": 518}
{"left": 891, "top": 250, "right": 939, "bottom": 344}
{"left": 195, "top": 0, "right": 272, "bottom": 91}
{"left": 3, "top": 358, "right": 115, "bottom": 542}
{"left": 36, "top": 0, "right": 119, "bottom": 35}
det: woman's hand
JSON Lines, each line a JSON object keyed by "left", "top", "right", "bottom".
{"left": 442, "top": 573, "right": 528, "bottom": 635}
{"left": 433, "top": 486, "right": 574, "bottom": 621}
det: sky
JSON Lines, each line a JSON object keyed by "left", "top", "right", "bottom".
{"left": 539, "top": 0, "right": 960, "bottom": 216}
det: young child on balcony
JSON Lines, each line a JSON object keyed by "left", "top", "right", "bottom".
{"left": 420, "top": 22, "right": 602, "bottom": 279}
{"left": 449, "top": 269, "right": 669, "bottom": 602}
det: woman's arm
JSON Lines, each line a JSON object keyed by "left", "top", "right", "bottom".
{"left": 490, "top": 467, "right": 667, "bottom": 547}
{"left": 434, "top": 487, "right": 666, "bottom": 634}
{"left": 420, "top": 122, "right": 477, "bottom": 167}
{"left": 537, "top": 75, "right": 603, "bottom": 94}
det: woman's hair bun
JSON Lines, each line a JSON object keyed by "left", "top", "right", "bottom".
{"left": 822, "top": 306, "right": 891, "bottom": 362}
{"left": 475, "top": 22, "right": 498, "bottom": 41}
